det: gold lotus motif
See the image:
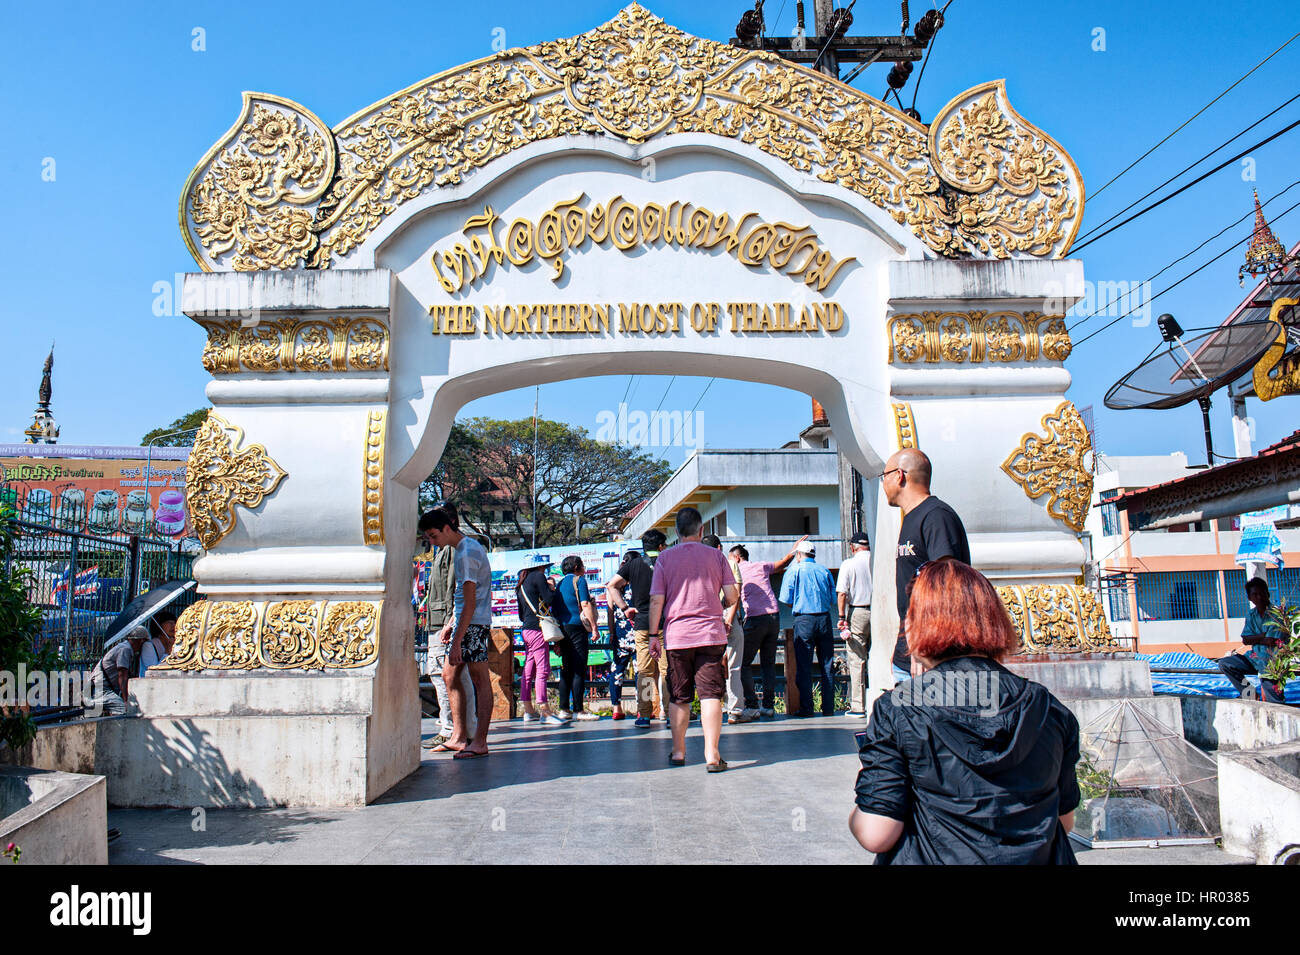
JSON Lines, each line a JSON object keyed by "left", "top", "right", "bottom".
{"left": 181, "top": 5, "right": 1083, "bottom": 272}
{"left": 185, "top": 413, "right": 288, "bottom": 549}
{"left": 1000, "top": 401, "right": 1093, "bottom": 534}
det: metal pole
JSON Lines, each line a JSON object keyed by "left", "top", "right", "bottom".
{"left": 63, "top": 534, "right": 78, "bottom": 664}
{"left": 1197, "top": 394, "right": 1215, "bottom": 466}
{"left": 532, "top": 386, "right": 539, "bottom": 550}
{"left": 813, "top": 0, "right": 840, "bottom": 78}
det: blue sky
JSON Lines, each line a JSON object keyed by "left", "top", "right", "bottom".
{"left": 3, "top": 0, "right": 1298, "bottom": 468}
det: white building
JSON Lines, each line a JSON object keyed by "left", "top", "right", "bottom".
{"left": 1087, "top": 451, "right": 1300, "bottom": 655}
{"left": 621, "top": 402, "right": 853, "bottom": 571}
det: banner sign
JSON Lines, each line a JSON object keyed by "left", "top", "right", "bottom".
{"left": 486, "top": 540, "right": 640, "bottom": 631}
{"left": 1, "top": 449, "right": 194, "bottom": 541}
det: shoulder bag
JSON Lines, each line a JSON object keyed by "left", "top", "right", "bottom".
{"left": 520, "top": 582, "right": 566, "bottom": 644}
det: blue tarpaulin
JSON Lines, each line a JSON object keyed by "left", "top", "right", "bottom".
{"left": 1136, "top": 651, "right": 1300, "bottom": 704}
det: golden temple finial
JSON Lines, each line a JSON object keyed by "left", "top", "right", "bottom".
{"left": 1240, "top": 189, "right": 1292, "bottom": 286}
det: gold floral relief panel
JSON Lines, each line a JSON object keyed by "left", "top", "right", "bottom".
{"left": 1000, "top": 401, "right": 1093, "bottom": 534}
{"left": 997, "top": 584, "right": 1118, "bottom": 654}
{"left": 154, "top": 600, "right": 381, "bottom": 671}
{"left": 199, "top": 317, "right": 389, "bottom": 375}
{"left": 888, "top": 310, "right": 1070, "bottom": 365}
{"left": 181, "top": 6, "right": 1083, "bottom": 273}
{"left": 185, "top": 413, "right": 288, "bottom": 550}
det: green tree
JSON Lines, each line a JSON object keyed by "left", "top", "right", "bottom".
{"left": 141, "top": 408, "right": 209, "bottom": 447}
{"left": 0, "top": 500, "right": 58, "bottom": 751}
{"left": 423, "top": 417, "right": 672, "bottom": 547}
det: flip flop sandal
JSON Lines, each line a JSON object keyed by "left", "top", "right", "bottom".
{"left": 706, "top": 760, "right": 728, "bottom": 773}
{"left": 668, "top": 755, "right": 686, "bottom": 766}
{"left": 453, "top": 749, "right": 489, "bottom": 760}
{"left": 430, "top": 743, "right": 461, "bottom": 753}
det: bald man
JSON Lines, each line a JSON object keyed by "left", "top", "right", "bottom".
{"left": 882, "top": 448, "right": 970, "bottom": 681}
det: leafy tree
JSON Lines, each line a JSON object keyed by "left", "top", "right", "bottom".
{"left": 422, "top": 417, "right": 672, "bottom": 547}
{"left": 0, "top": 500, "right": 58, "bottom": 752}
{"left": 141, "top": 408, "right": 209, "bottom": 447}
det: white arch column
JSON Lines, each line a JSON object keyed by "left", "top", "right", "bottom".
{"left": 860, "top": 257, "right": 1134, "bottom": 699}
{"left": 124, "top": 269, "right": 419, "bottom": 808}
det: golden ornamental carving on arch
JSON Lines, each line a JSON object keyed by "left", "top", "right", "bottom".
{"left": 888, "top": 310, "right": 1069, "bottom": 364}
{"left": 891, "top": 402, "right": 917, "bottom": 451}
{"left": 154, "top": 601, "right": 207, "bottom": 671}
{"left": 185, "top": 412, "right": 288, "bottom": 549}
{"left": 180, "top": 5, "right": 1083, "bottom": 273}
{"left": 997, "top": 584, "right": 1119, "bottom": 654}
{"left": 1000, "top": 401, "right": 1093, "bottom": 534}
{"left": 157, "top": 599, "right": 382, "bottom": 671}
{"left": 197, "top": 317, "right": 389, "bottom": 375}
{"left": 362, "top": 410, "right": 386, "bottom": 546}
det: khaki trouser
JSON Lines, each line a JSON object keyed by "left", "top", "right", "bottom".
{"left": 845, "top": 607, "right": 871, "bottom": 713}
{"left": 725, "top": 618, "right": 745, "bottom": 714}
{"left": 634, "top": 629, "right": 669, "bottom": 719}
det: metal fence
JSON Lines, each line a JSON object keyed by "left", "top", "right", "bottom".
{"left": 1133, "top": 570, "right": 1223, "bottom": 621}
{"left": 4, "top": 518, "right": 198, "bottom": 669}
{"left": 1225, "top": 567, "right": 1300, "bottom": 617}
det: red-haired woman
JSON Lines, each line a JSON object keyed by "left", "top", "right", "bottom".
{"left": 849, "top": 559, "right": 1081, "bottom": 864}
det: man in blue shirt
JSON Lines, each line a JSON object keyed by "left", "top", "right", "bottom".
{"left": 779, "top": 539, "right": 838, "bottom": 717}
{"left": 1218, "top": 578, "right": 1288, "bottom": 704}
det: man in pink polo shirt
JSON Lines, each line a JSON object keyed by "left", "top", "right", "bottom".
{"left": 648, "top": 506, "right": 739, "bottom": 772}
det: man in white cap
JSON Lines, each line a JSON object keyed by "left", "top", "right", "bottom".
{"left": 779, "top": 538, "right": 837, "bottom": 718}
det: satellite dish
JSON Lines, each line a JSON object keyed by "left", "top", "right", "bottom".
{"left": 1104, "top": 318, "right": 1281, "bottom": 464}
{"left": 1105, "top": 319, "right": 1281, "bottom": 411}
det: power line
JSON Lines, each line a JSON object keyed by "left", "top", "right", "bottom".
{"left": 1074, "top": 90, "right": 1300, "bottom": 244}
{"left": 1070, "top": 117, "right": 1300, "bottom": 254}
{"left": 621, "top": 376, "right": 635, "bottom": 406}
{"left": 1072, "top": 195, "right": 1300, "bottom": 348}
{"left": 1088, "top": 30, "right": 1300, "bottom": 202}
{"left": 665, "top": 378, "right": 718, "bottom": 450}
{"left": 653, "top": 376, "right": 677, "bottom": 413}
{"left": 1068, "top": 178, "right": 1300, "bottom": 334}
{"left": 909, "top": 0, "right": 954, "bottom": 111}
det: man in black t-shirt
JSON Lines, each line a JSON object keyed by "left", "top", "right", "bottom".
{"left": 883, "top": 448, "right": 970, "bottom": 681}
{"left": 605, "top": 529, "right": 668, "bottom": 727}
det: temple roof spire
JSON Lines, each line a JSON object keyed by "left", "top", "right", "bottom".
{"left": 23, "top": 344, "right": 59, "bottom": 444}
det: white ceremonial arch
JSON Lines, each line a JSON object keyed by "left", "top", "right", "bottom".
{"left": 130, "top": 5, "right": 1118, "bottom": 806}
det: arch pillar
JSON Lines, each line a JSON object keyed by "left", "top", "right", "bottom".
{"left": 124, "top": 268, "right": 419, "bottom": 808}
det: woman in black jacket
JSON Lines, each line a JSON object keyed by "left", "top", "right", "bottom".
{"left": 849, "top": 559, "right": 1081, "bottom": 864}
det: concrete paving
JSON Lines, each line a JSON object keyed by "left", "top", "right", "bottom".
{"left": 107, "top": 715, "right": 1249, "bottom": 865}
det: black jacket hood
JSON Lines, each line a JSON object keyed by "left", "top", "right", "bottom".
{"left": 908, "top": 657, "right": 1050, "bottom": 774}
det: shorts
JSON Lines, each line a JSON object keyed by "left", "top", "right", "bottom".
{"left": 667, "top": 644, "right": 726, "bottom": 705}
{"left": 458, "top": 623, "right": 491, "bottom": 664}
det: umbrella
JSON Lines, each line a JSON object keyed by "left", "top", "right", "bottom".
{"left": 102, "top": 580, "right": 197, "bottom": 649}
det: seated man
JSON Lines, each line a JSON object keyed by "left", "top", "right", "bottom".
{"left": 1218, "top": 577, "right": 1287, "bottom": 704}
{"left": 87, "top": 628, "right": 148, "bottom": 715}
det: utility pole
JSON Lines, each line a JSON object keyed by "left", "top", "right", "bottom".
{"left": 532, "top": 386, "right": 539, "bottom": 550}
{"left": 732, "top": 1, "right": 943, "bottom": 114}
{"left": 812, "top": 0, "right": 839, "bottom": 78}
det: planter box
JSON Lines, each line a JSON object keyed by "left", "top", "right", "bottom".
{"left": 0, "top": 766, "right": 107, "bottom": 865}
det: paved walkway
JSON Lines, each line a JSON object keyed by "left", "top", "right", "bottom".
{"left": 108, "top": 716, "right": 1246, "bottom": 865}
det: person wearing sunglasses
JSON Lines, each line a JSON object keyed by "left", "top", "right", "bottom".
{"left": 881, "top": 448, "right": 969, "bottom": 683}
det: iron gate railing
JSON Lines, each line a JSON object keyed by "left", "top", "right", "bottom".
{"left": 4, "top": 518, "right": 198, "bottom": 669}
